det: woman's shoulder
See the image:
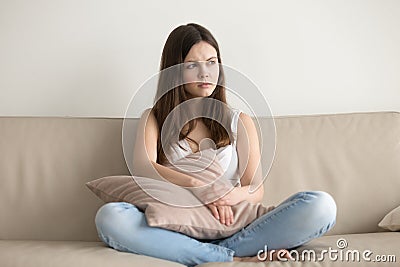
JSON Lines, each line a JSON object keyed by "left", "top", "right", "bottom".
{"left": 143, "top": 107, "right": 153, "bottom": 116}
{"left": 140, "top": 108, "right": 157, "bottom": 122}
{"left": 230, "top": 107, "right": 248, "bottom": 123}
{"left": 229, "top": 107, "right": 243, "bottom": 118}
{"left": 230, "top": 107, "right": 254, "bottom": 122}
{"left": 230, "top": 108, "right": 257, "bottom": 139}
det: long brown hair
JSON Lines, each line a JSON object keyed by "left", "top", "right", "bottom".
{"left": 152, "top": 23, "right": 233, "bottom": 165}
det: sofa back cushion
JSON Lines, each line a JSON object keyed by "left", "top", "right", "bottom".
{"left": 260, "top": 112, "right": 400, "bottom": 235}
{"left": 0, "top": 117, "right": 129, "bottom": 241}
{"left": 0, "top": 112, "right": 399, "bottom": 241}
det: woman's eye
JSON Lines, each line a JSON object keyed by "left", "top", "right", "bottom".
{"left": 186, "top": 63, "right": 197, "bottom": 69}
{"left": 208, "top": 60, "right": 216, "bottom": 65}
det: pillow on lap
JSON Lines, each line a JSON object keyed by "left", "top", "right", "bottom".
{"left": 86, "top": 148, "right": 275, "bottom": 239}
{"left": 162, "top": 147, "right": 237, "bottom": 205}
{"left": 86, "top": 175, "right": 195, "bottom": 211}
{"left": 145, "top": 201, "right": 275, "bottom": 239}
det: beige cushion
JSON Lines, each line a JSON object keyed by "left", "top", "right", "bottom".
{"left": 86, "top": 175, "right": 162, "bottom": 211}
{"left": 378, "top": 205, "right": 400, "bottom": 231}
{"left": 261, "top": 111, "right": 400, "bottom": 235}
{"left": 292, "top": 232, "right": 400, "bottom": 266}
{"left": 146, "top": 202, "right": 274, "bottom": 239}
{"left": 0, "top": 240, "right": 183, "bottom": 267}
{"left": 86, "top": 146, "right": 235, "bottom": 210}
{"left": 163, "top": 147, "right": 238, "bottom": 206}
{"left": 86, "top": 145, "right": 276, "bottom": 239}
{"left": 85, "top": 174, "right": 214, "bottom": 211}
{"left": 86, "top": 175, "right": 274, "bottom": 239}
{"left": 2, "top": 233, "right": 399, "bottom": 267}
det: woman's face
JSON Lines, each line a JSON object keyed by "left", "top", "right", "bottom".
{"left": 183, "top": 41, "right": 219, "bottom": 98}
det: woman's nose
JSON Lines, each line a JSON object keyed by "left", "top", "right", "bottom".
{"left": 199, "top": 72, "right": 209, "bottom": 78}
{"left": 198, "top": 62, "right": 209, "bottom": 79}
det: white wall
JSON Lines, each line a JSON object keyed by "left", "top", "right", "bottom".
{"left": 0, "top": 0, "right": 399, "bottom": 117}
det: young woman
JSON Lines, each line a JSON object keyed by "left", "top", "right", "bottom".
{"left": 94, "top": 23, "right": 337, "bottom": 266}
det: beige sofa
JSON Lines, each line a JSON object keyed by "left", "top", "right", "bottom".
{"left": 0, "top": 111, "right": 399, "bottom": 267}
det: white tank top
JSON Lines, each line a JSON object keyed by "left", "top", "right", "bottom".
{"left": 164, "top": 108, "right": 242, "bottom": 187}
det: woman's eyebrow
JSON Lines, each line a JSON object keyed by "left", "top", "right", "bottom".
{"left": 185, "top": 56, "right": 217, "bottom": 62}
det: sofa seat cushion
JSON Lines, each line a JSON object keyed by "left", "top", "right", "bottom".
{"left": 0, "top": 240, "right": 184, "bottom": 267}
{"left": 1, "top": 233, "right": 398, "bottom": 267}
{"left": 200, "top": 232, "right": 400, "bottom": 267}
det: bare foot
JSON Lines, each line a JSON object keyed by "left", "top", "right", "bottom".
{"left": 233, "top": 249, "right": 294, "bottom": 262}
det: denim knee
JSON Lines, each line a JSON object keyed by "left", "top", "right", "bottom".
{"left": 95, "top": 202, "right": 138, "bottom": 240}
{"left": 95, "top": 203, "right": 118, "bottom": 236}
{"left": 303, "top": 190, "right": 337, "bottom": 227}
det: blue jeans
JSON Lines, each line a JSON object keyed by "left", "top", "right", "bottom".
{"left": 95, "top": 190, "right": 336, "bottom": 267}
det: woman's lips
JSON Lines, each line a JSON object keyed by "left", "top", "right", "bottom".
{"left": 197, "top": 82, "right": 212, "bottom": 88}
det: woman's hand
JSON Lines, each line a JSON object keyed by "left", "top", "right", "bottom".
{"left": 212, "top": 187, "right": 244, "bottom": 207}
{"left": 206, "top": 203, "right": 234, "bottom": 226}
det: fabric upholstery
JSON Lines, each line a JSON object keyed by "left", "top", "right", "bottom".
{"left": 1, "top": 233, "right": 398, "bottom": 267}
{"left": 0, "top": 112, "right": 399, "bottom": 242}
{"left": 379, "top": 205, "right": 400, "bottom": 231}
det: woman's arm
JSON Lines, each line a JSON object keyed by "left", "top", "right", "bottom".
{"left": 132, "top": 108, "right": 203, "bottom": 188}
{"left": 213, "top": 112, "right": 265, "bottom": 205}
{"left": 133, "top": 108, "right": 232, "bottom": 225}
